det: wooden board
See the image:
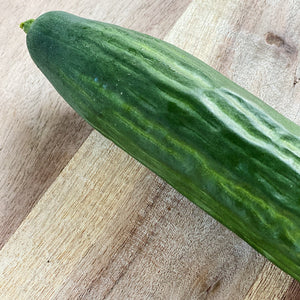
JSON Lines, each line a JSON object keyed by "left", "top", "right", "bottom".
{"left": 0, "top": 0, "right": 299, "bottom": 299}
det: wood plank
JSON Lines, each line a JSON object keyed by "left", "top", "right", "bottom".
{"left": 0, "top": 0, "right": 191, "bottom": 250}
{"left": 0, "top": 0, "right": 299, "bottom": 299}
{"left": 0, "top": 132, "right": 157, "bottom": 298}
{"left": 0, "top": 131, "right": 264, "bottom": 299}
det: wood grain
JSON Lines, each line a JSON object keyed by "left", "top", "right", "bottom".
{"left": 244, "top": 262, "right": 294, "bottom": 300}
{"left": 0, "top": 132, "right": 264, "bottom": 299}
{"left": 0, "top": 0, "right": 299, "bottom": 299}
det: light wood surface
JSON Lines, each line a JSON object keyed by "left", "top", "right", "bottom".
{"left": 1, "top": 0, "right": 299, "bottom": 299}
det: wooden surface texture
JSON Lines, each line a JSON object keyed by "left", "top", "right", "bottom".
{"left": 0, "top": 0, "right": 300, "bottom": 299}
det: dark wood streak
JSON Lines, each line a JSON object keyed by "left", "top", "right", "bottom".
{"left": 282, "top": 279, "right": 300, "bottom": 300}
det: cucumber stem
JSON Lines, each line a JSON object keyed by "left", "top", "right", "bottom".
{"left": 20, "top": 19, "right": 35, "bottom": 33}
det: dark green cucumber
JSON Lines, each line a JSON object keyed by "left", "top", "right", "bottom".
{"left": 21, "top": 11, "right": 300, "bottom": 280}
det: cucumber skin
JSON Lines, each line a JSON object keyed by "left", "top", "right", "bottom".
{"left": 25, "top": 11, "right": 300, "bottom": 280}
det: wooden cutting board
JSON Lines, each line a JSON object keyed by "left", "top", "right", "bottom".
{"left": 1, "top": 0, "right": 300, "bottom": 299}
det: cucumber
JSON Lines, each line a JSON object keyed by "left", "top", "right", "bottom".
{"left": 21, "top": 11, "right": 300, "bottom": 281}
